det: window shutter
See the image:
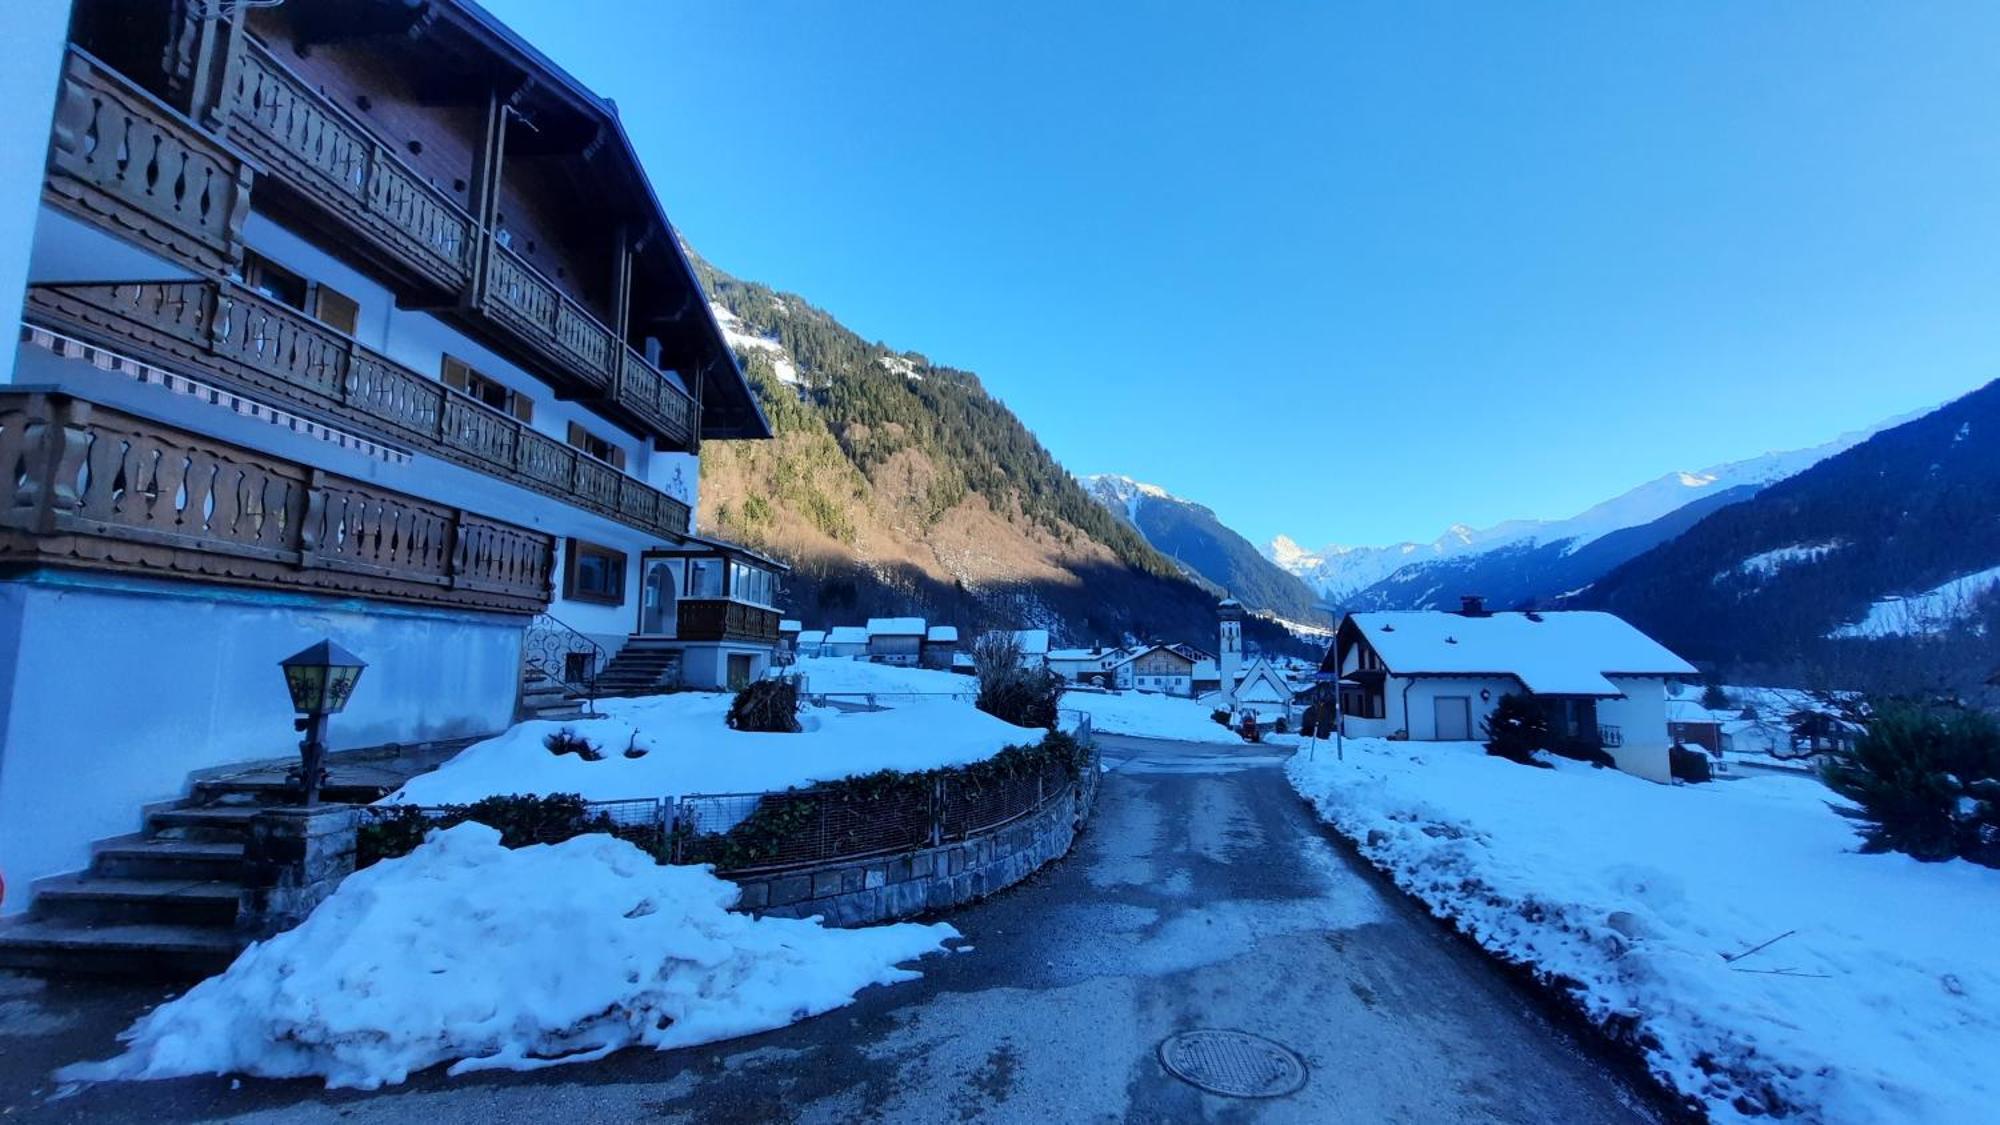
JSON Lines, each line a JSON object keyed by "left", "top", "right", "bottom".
{"left": 442, "top": 356, "right": 471, "bottom": 392}
{"left": 512, "top": 393, "right": 534, "bottom": 423}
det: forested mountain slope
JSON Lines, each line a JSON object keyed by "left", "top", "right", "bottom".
{"left": 1083, "top": 475, "right": 1328, "bottom": 625}
{"left": 1578, "top": 379, "right": 2000, "bottom": 691}
{"left": 690, "top": 257, "right": 1299, "bottom": 652}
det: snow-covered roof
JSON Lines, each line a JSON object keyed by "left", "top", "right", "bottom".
{"left": 1013, "top": 629, "right": 1051, "bottom": 655}
{"left": 778, "top": 619, "right": 802, "bottom": 634}
{"left": 866, "top": 617, "right": 926, "bottom": 637}
{"left": 1108, "top": 643, "right": 1194, "bottom": 671}
{"left": 827, "top": 626, "right": 870, "bottom": 645}
{"left": 797, "top": 630, "right": 827, "bottom": 646}
{"left": 1665, "top": 699, "right": 1730, "bottom": 724}
{"left": 1047, "top": 648, "right": 1113, "bottom": 663}
{"left": 925, "top": 626, "right": 959, "bottom": 643}
{"left": 1347, "top": 610, "right": 1696, "bottom": 696}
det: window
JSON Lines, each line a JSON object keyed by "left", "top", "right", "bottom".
{"left": 243, "top": 251, "right": 360, "bottom": 335}
{"left": 563, "top": 539, "right": 626, "bottom": 605}
{"left": 566, "top": 421, "right": 626, "bottom": 470}
{"left": 443, "top": 355, "right": 534, "bottom": 423}
{"left": 729, "top": 560, "right": 774, "bottom": 607}
{"left": 688, "top": 556, "right": 725, "bottom": 598}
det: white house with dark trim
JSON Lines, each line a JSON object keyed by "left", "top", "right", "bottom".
{"left": 866, "top": 618, "right": 926, "bottom": 666}
{"left": 1323, "top": 599, "right": 1698, "bottom": 782}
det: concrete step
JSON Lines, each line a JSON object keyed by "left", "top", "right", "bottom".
{"left": 33, "top": 876, "right": 241, "bottom": 927}
{"left": 192, "top": 775, "right": 398, "bottom": 806}
{"left": 93, "top": 839, "right": 246, "bottom": 881}
{"left": 147, "top": 805, "right": 260, "bottom": 842}
{"left": 0, "top": 918, "right": 245, "bottom": 978}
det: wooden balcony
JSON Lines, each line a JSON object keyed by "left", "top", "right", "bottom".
{"left": 0, "top": 390, "right": 553, "bottom": 614}
{"left": 24, "top": 280, "right": 693, "bottom": 540}
{"left": 214, "top": 37, "right": 700, "bottom": 449}
{"left": 44, "top": 47, "right": 253, "bottom": 276}
{"left": 676, "top": 599, "right": 781, "bottom": 645}
{"left": 220, "top": 37, "right": 474, "bottom": 296}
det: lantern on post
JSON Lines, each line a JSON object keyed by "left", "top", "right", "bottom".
{"left": 279, "top": 640, "right": 367, "bottom": 805}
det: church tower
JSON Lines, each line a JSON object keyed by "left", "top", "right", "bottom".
{"left": 1218, "top": 597, "right": 1244, "bottom": 706}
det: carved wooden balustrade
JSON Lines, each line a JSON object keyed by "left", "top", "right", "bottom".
{"left": 44, "top": 47, "right": 254, "bottom": 276}
{"left": 221, "top": 38, "right": 473, "bottom": 294}
{"left": 0, "top": 391, "right": 553, "bottom": 614}
{"left": 25, "top": 280, "right": 694, "bottom": 540}
{"left": 213, "top": 37, "right": 700, "bottom": 449}
{"left": 675, "top": 598, "right": 781, "bottom": 644}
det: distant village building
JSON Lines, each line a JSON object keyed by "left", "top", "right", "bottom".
{"left": 1112, "top": 644, "right": 1198, "bottom": 696}
{"left": 866, "top": 618, "right": 926, "bottom": 665}
{"left": 922, "top": 626, "right": 960, "bottom": 670}
{"left": 1321, "top": 598, "right": 1698, "bottom": 783}
{"left": 797, "top": 630, "right": 829, "bottom": 659}
{"left": 825, "top": 626, "right": 871, "bottom": 659}
{"left": 1048, "top": 647, "right": 1121, "bottom": 686}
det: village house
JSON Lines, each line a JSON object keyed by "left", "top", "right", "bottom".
{"left": 796, "top": 629, "right": 828, "bottom": 658}
{"left": 1322, "top": 599, "right": 1699, "bottom": 783}
{"left": 921, "top": 625, "right": 959, "bottom": 670}
{"left": 1112, "top": 644, "right": 1199, "bottom": 696}
{"left": 1047, "top": 646, "right": 1120, "bottom": 686}
{"left": 1223, "top": 656, "right": 1296, "bottom": 726}
{"left": 824, "top": 626, "right": 871, "bottom": 659}
{"left": 0, "top": 0, "right": 777, "bottom": 933}
{"left": 865, "top": 618, "right": 926, "bottom": 665}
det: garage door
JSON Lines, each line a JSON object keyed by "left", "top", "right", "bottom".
{"left": 1434, "top": 696, "right": 1473, "bottom": 741}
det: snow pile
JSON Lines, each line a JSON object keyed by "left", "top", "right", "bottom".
{"left": 62, "top": 825, "right": 957, "bottom": 1089}
{"left": 1829, "top": 563, "right": 2000, "bottom": 639}
{"left": 1287, "top": 740, "right": 2000, "bottom": 1123}
{"left": 388, "top": 691, "right": 1028, "bottom": 805}
{"left": 790, "top": 655, "right": 972, "bottom": 697}
{"left": 1065, "top": 690, "right": 1238, "bottom": 743}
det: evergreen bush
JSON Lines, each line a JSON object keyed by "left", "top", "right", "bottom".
{"left": 1669, "top": 744, "right": 1714, "bottom": 783}
{"left": 972, "top": 632, "right": 1063, "bottom": 729}
{"left": 728, "top": 678, "right": 802, "bottom": 733}
{"left": 356, "top": 793, "right": 645, "bottom": 868}
{"left": 1483, "top": 693, "right": 1551, "bottom": 767}
{"left": 1820, "top": 705, "right": 2000, "bottom": 865}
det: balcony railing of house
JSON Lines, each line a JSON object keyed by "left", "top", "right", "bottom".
{"left": 217, "top": 37, "right": 700, "bottom": 449}
{"left": 0, "top": 390, "right": 554, "bottom": 614}
{"left": 676, "top": 599, "right": 781, "bottom": 645}
{"left": 1599, "top": 724, "right": 1624, "bottom": 748}
{"left": 44, "top": 47, "right": 254, "bottom": 277}
{"left": 24, "top": 279, "right": 693, "bottom": 541}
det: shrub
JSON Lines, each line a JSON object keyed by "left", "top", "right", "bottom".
{"left": 1239, "top": 712, "right": 1262, "bottom": 743}
{"left": 728, "top": 678, "right": 801, "bottom": 733}
{"left": 1820, "top": 705, "right": 2000, "bottom": 865}
{"left": 1482, "top": 693, "right": 1550, "bottom": 767}
{"left": 544, "top": 728, "right": 604, "bottom": 761}
{"left": 1211, "top": 709, "right": 1232, "bottom": 727}
{"left": 972, "top": 632, "right": 1063, "bottom": 730}
{"left": 357, "top": 792, "right": 646, "bottom": 867}
{"left": 1700, "top": 680, "right": 1732, "bottom": 711}
{"left": 1274, "top": 717, "right": 1290, "bottom": 735}
{"left": 1669, "top": 743, "right": 1714, "bottom": 783}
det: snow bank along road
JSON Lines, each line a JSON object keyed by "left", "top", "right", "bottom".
{"left": 1, "top": 734, "right": 1659, "bottom": 1122}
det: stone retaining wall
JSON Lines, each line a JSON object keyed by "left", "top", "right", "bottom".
{"left": 728, "top": 777, "right": 1092, "bottom": 927}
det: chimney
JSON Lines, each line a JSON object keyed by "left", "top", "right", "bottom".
{"left": 1459, "top": 595, "right": 1488, "bottom": 617}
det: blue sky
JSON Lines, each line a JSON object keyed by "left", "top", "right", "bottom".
{"left": 487, "top": 0, "right": 2000, "bottom": 549}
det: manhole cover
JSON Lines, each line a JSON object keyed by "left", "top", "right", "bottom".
{"left": 1157, "top": 1029, "right": 1307, "bottom": 1098}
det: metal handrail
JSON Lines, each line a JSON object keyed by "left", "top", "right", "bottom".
{"left": 524, "top": 612, "right": 606, "bottom": 713}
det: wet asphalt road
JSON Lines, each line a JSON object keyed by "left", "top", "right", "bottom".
{"left": 1, "top": 733, "right": 1658, "bottom": 1123}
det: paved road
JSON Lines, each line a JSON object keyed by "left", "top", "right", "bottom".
{"left": 2, "top": 734, "right": 1658, "bottom": 1122}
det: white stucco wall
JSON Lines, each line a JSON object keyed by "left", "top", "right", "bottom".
{"left": 1599, "top": 676, "right": 1673, "bottom": 783}
{"left": 1398, "top": 676, "right": 1518, "bottom": 741}
{"left": 0, "top": 573, "right": 521, "bottom": 912}
{"left": 0, "top": 1, "right": 70, "bottom": 385}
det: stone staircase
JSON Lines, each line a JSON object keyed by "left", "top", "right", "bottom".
{"left": 519, "top": 665, "right": 590, "bottom": 722}
{"left": 594, "top": 636, "right": 684, "bottom": 697}
{"left": 0, "top": 768, "right": 405, "bottom": 978}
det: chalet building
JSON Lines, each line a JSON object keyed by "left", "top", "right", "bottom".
{"left": 1323, "top": 600, "right": 1698, "bottom": 783}
{"left": 1047, "top": 646, "right": 1120, "bottom": 686}
{"left": 824, "top": 626, "right": 870, "bottom": 659}
{"left": 0, "top": 0, "right": 778, "bottom": 913}
{"left": 921, "top": 625, "right": 959, "bottom": 670}
{"left": 796, "top": 629, "right": 828, "bottom": 658}
{"left": 1112, "top": 644, "right": 1198, "bottom": 696}
{"left": 865, "top": 618, "right": 925, "bottom": 666}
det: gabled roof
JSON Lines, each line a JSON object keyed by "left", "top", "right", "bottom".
{"left": 778, "top": 619, "right": 802, "bottom": 633}
{"left": 926, "top": 626, "right": 959, "bottom": 643}
{"left": 1109, "top": 644, "right": 1196, "bottom": 672}
{"left": 827, "top": 626, "right": 870, "bottom": 645}
{"left": 797, "top": 629, "right": 827, "bottom": 646}
{"left": 866, "top": 617, "right": 926, "bottom": 637}
{"left": 1047, "top": 648, "right": 1115, "bottom": 663}
{"left": 1343, "top": 610, "right": 1696, "bottom": 697}
{"left": 1012, "top": 629, "right": 1051, "bottom": 655}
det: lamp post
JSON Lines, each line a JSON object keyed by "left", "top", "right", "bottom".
{"left": 279, "top": 640, "right": 367, "bottom": 805}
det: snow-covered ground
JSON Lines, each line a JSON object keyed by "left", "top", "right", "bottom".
{"left": 1287, "top": 739, "right": 2000, "bottom": 1124}
{"left": 62, "top": 825, "right": 957, "bottom": 1089}
{"left": 1063, "top": 689, "right": 1239, "bottom": 743}
{"left": 1829, "top": 563, "right": 2000, "bottom": 638}
{"left": 388, "top": 690, "right": 1033, "bottom": 805}
{"left": 790, "top": 656, "right": 972, "bottom": 697}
